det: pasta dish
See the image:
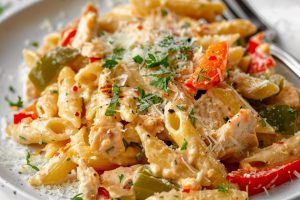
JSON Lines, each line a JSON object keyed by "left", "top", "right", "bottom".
{"left": 5, "top": 1, "right": 300, "bottom": 199}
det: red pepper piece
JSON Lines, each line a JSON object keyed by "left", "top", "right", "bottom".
{"left": 13, "top": 112, "right": 38, "bottom": 124}
{"left": 89, "top": 57, "right": 101, "bottom": 63}
{"left": 227, "top": 159, "right": 300, "bottom": 196}
{"left": 13, "top": 101, "right": 39, "bottom": 124}
{"left": 61, "top": 28, "right": 77, "bottom": 47}
{"left": 185, "top": 41, "right": 229, "bottom": 91}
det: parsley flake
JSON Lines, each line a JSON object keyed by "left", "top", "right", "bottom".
{"left": 217, "top": 184, "right": 232, "bottom": 193}
{"left": 145, "top": 53, "right": 169, "bottom": 68}
{"left": 176, "top": 105, "right": 186, "bottom": 111}
{"left": 9, "top": 85, "right": 15, "bottom": 93}
{"left": 103, "top": 59, "right": 118, "bottom": 69}
{"left": 180, "top": 138, "right": 188, "bottom": 150}
{"left": 31, "top": 41, "right": 39, "bottom": 48}
{"left": 197, "top": 69, "right": 211, "bottom": 82}
{"left": 105, "top": 84, "right": 120, "bottom": 116}
{"left": 147, "top": 68, "right": 175, "bottom": 93}
{"left": 137, "top": 87, "right": 163, "bottom": 113}
{"left": 25, "top": 152, "right": 39, "bottom": 171}
{"left": 133, "top": 55, "right": 144, "bottom": 64}
{"left": 118, "top": 174, "right": 125, "bottom": 183}
{"left": 188, "top": 108, "right": 196, "bottom": 127}
{"left": 5, "top": 96, "right": 23, "bottom": 108}
{"left": 103, "top": 47, "right": 125, "bottom": 69}
{"left": 70, "top": 193, "right": 83, "bottom": 200}
{"left": 113, "top": 47, "right": 125, "bottom": 59}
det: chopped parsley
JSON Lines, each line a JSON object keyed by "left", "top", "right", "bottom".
{"left": 197, "top": 69, "right": 211, "bottom": 82}
{"left": 133, "top": 55, "right": 144, "bottom": 64}
{"left": 113, "top": 47, "right": 125, "bottom": 59}
{"left": 5, "top": 96, "right": 23, "bottom": 108}
{"left": 145, "top": 53, "right": 169, "bottom": 68}
{"left": 31, "top": 41, "right": 39, "bottom": 48}
{"left": 137, "top": 87, "right": 163, "bottom": 113}
{"left": 118, "top": 174, "right": 125, "bottom": 183}
{"left": 103, "top": 59, "right": 118, "bottom": 69}
{"left": 25, "top": 152, "right": 39, "bottom": 171}
{"left": 70, "top": 193, "right": 83, "bottom": 200}
{"left": 105, "top": 84, "right": 120, "bottom": 116}
{"left": 158, "top": 35, "right": 175, "bottom": 48}
{"left": 176, "top": 105, "right": 186, "bottom": 111}
{"left": 217, "top": 184, "right": 232, "bottom": 193}
{"left": 188, "top": 108, "right": 196, "bottom": 127}
{"left": 147, "top": 68, "right": 175, "bottom": 93}
{"left": 9, "top": 85, "right": 15, "bottom": 93}
{"left": 180, "top": 138, "right": 188, "bottom": 150}
{"left": 103, "top": 47, "right": 125, "bottom": 69}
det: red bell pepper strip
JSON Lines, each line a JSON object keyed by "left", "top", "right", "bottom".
{"left": 227, "top": 159, "right": 300, "bottom": 196}
{"left": 185, "top": 41, "right": 229, "bottom": 91}
{"left": 13, "top": 101, "right": 38, "bottom": 124}
{"left": 61, "top": 28, "right": 77, "bottom": 47}
{"left": 247, "top": 32, "right": 276, "bottom": 74}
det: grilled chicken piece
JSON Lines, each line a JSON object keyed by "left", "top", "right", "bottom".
{"left": 211, "top": 109, "right": 258, "bottom": 162}
{"left": 77, "top": 160, "right": 100, "bottom": 200}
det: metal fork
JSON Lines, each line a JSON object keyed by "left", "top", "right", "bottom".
{"left": 222, "top": 0, "right": 300, "bottom": 86}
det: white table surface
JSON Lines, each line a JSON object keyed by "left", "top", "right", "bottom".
{"left": 0, "top": 0, "right": 300, "bottom": 199}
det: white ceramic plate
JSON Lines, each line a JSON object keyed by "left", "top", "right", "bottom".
{"left": 0, "top": 1, "right": 300, "bottom": 199}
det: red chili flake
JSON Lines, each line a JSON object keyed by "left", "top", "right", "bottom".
{"left": 137, "top": 24, "right": 143, "bottom": 30}
{"left": 208, "top": 55, "right": 217, "bottom": 60}
{"left": 61, "top": 28, "right": 77, "bottom": 47}
{"left": 72, "top": 85, "right": 78, "bottom": 92}
{"left": 89, "top": 57, "right": 101, "bottom": 63}
{"left": 98, "top": 187, "right": 110, "bottom": 199}
{"left": 75, "top": 112, "right": 80, "bottom": 117}
{"left": 182, "top": 187, "right": 191, "bottom": 193}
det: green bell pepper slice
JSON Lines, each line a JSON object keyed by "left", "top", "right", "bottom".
{"left": 133, "top": 168, "right": 179, "bottom": 200}
{"left": 29, "top": 47, "right": 80, "bottom": 91}
{"left": 258, "top": 105, "right": 297, "bottom": 135}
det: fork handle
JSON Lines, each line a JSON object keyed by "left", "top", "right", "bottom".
{"left": 222, "top": 0, "right": 277, "bottom": 42}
